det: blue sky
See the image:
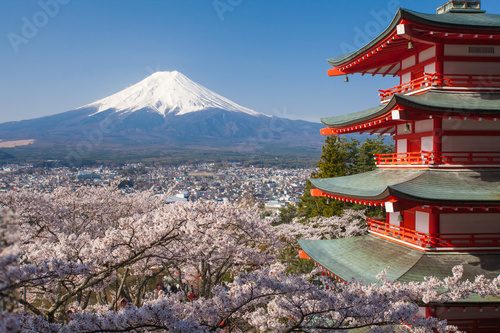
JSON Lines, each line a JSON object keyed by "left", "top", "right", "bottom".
{"left": 1, "top": 0, "right": 500, "bottom": 123}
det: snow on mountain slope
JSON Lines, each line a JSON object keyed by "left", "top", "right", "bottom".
{"left": 84, "top": 71, "right": 264, "bottom": 117}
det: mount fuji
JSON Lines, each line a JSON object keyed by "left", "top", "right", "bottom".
{"left": 0, "top": 71, "right": 323, "bottom": 160}
{"left": 86, "top": 71, "right": 262, "bottom": 117}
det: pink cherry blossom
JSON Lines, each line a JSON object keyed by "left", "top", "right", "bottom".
{"left": 0, "top": 187, "right": 498, "bottom": 333}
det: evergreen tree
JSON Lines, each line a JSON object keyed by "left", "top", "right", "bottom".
{"left": 277, "top": 203, "right": 298, "bottom": 225}
{"left": 316, "top": 136, "right": 359, "bottom": 178}
{"left": 297, "top": 136, "right": 393, "bottom": 219}
{"left": 297, "top": 137, "right": 357, "bottom": 218}
{"left": 354, "top": 137, "right": 393, "bottom": 173}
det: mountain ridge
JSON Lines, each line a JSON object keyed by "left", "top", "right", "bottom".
{"left": 0, "top": 71, "right": 323, "bottom": 161}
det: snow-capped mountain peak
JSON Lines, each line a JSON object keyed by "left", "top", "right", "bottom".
{"left": 84, "top": 71, "right": 263, "bottom": 117}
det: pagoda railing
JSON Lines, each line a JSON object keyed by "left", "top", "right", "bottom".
{"left": 374, "top": 151, "right": 500, "bottom": 166}
{"left": 379, "top": 73, "right": 440, "bottom": 102}
{"left": 367, "top": 217, "right": 431, "bottom": 246}
{"left": 379, "top": 73, "right": 500, "bottom": 102}
{"left": 367, "top": 218, "right": 500, "bottom": 249}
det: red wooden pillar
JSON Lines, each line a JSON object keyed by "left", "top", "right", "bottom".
{"left": 433, "top": 117, "right": 443, "bottom": 164}
{"left": 424, "top": 305, "right": 434, "bottom": 318}
{"left": 428, "top": 209, "right": 440, "bottom": 247}
{"left": 435, "top": 43, "right": 444, "bottom": 76}
{"left": 403, "top": 209, "right": 416, "bottom": 230}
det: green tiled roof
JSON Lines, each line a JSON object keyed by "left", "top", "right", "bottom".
{"left": 321, "top": 91, "right": 500, "bottom": 127}
{"left": 390, "top": 170, "right": 500, "bottom": 202}
{"left": 399, "top": 91, "right": 500, "bottom": 113}
{"left": 320, "top": 105, "right": 386, "bottom": 127}
{"left": 310, "top": 169, "right": 423, "bottom": 200}
{"left": 299, "top": 235, "right": 500, "bottom": 303}
{"left": 329, "top": 8, "right": 500, "bottom": 66}
{"left": 398, "top": 251, "right": 500, "bottom": 283}
{"left": 299, "top": 236, "right": 422, "bottom": 283}
{"left": 310, "top": 170, "right": 500, "bottom": 203}
{"left": 404, "top": 8, "right": 500, "bottom": 29}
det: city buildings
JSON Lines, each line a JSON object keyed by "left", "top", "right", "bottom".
{"left": 0, "top": 163, "right": 309, "bottom": 207}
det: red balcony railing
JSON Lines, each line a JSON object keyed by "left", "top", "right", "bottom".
{"left": 379, "top": 73, "right": 441, "bottom": 102}
{"left": 374, "top": 151, "right": 500, "bottom": 166}
{"left": 379, "top": 73, "right": 500, "bottom": 102}
{"left": 375, "top": 151, "right": 431, "bottom": 165}
{"left": 367, "top": 218, "right": 500, "bottom": 249}
{"left": 367, "top": 217, "right": 431, "bottom": 247}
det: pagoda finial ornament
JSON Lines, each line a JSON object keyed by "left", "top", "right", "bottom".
{"left": 436, "top": 0, "right": 483, "bottom": 14}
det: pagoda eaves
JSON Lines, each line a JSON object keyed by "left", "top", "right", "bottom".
{"left": 303, "top": 4, "right": 500, "bottom": 327}
{"left": 319, "top": 91, "right": 500, "bottom": 137}
{"left": 328, "top": 8, "right": 500, "bottom": 77}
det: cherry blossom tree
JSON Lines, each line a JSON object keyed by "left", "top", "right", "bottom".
{"left": 0, "top": 188, "right": 279, "bottom": 322}
{"left": 274, "top": 209, "right": 368, "bottom": 241}
{"left": 1, "top": 187, "right": 498, "bottom": 333}
{"left": 2, "top": 263, "right": 498, "bottom": 332}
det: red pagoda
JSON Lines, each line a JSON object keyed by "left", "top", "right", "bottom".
{"left": 299, "top": 1, "right": 500, "bottom": 331}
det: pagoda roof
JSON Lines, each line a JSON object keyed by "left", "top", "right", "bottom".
{"left": 310, "top": 169, "right": 500, "bottom": 204}
{"left": 321, "top": 91, "right": 500, "bottom": 127}
{"left": 329, "top": 8, "right": 500, "bottom": 68}
{"left": 299, "top": 235, "right": 500, "bottom": 303}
